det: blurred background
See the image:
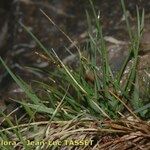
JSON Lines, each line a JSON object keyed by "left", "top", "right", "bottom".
{"left": 0, "top": 0, "right": 150, "bottom": 114}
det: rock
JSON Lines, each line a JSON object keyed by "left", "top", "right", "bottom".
{"left": 140, "top": 31, "right": 150, "bottom": 52}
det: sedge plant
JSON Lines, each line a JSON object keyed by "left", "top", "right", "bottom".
{"left": 0, "top": 0, "right": 149, "bottom": 149}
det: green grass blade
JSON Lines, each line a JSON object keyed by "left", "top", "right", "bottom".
{"left": 0, "top": 57, "right": 42, "bottom": 105}
{"left": 20, "top": 22, "right": 54, "bottom": 61}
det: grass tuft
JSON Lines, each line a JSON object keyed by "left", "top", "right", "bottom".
{"left": 0, "top": 0, "right": 149, "bottom": 149}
